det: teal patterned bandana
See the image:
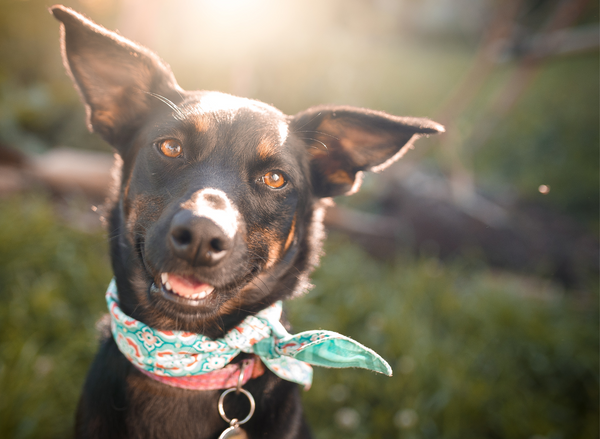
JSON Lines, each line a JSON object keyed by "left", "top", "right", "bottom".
{"left": 106, "top": 279, "right": 392, "bottom": 389}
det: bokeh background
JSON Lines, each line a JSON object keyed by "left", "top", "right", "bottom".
{"left": 0, "top": 0, "right": 598, "bottom": 438}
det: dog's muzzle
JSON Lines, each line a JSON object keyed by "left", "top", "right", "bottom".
{"left": 169, "top": 209, "right": 233, "bottom": 267}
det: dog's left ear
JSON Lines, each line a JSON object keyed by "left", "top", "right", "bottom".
{"left": 289, "top": 106, "right": 444, "bottom": 198}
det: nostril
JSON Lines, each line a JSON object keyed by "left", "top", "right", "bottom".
{"left": 171, "top": 227, "right": 192, "bottom": 247}
{"left": 210, "top": 237, "right": 228, "bottom": 253}
{"left": 168, "top": 210, "right": 234, "bottom": 266}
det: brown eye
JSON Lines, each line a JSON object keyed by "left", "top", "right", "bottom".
{"left": 158, "top": 139, "right": 182, "bottom": 158}
{"left": 262, "top": 171, "right": 286, "bottom": 189}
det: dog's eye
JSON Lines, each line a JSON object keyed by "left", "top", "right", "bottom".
{"left": 261, "top": 171, "right": 287, "bottom": 189}
{"left": 157, "top": 139, "right": 182, "bottom": 158}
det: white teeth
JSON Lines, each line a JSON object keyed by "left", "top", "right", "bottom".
{"left": 158, "top": 272, "right": 215, "bottom": 300}
{"left": 188, "top": 287, "right": 215, "bottom": 301}
{"left": 160, "top": 273, "right": 173, "bottom": 292}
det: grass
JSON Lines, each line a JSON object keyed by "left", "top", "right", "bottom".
{"left": 0, "top": 195, "right": 597, "bottom": 438}
{"left": 0, "top": 195, "right": 110, "bottom": 438}
{"left": 291, "top": 236, "right": 598, "bottom": 439}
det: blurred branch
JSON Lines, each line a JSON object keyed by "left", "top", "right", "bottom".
{"left": 323, "top": 0, "right": 597, "bottom": 281}
{"left": 371, "top": 0, "right": 594, "bottom": 229}
{"left": 465, "top": 0, "right": 592, "bottom": 154}
{"left": 324, "top": 205, "right": 400, "bottom": 238}
{"left": 29, "top": 148, "right": 114, "bottom": 200}
{"left": 0, "top": 145, "right": 113, "bottom": 200}
{"left": 434, "top": 0, "right": 525, "bottom": 124}
{"left": 525, "top": 24, "right": 600, "bottom": 60}
{"left": 376, "top": 0, "right": 527, "bottom": 226}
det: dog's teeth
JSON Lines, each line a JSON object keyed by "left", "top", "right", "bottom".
{"left": 164, "top": 281, "right": 172, "bottom": 291}
{"left": 161, "top": 273, "right": 168, "bottom": 284}
{"left": 198, "top": 291, "right": 206, "bottom": 299}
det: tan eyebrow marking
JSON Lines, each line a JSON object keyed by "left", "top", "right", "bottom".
{"left": 257, "top": 139, "right": 278, "bottom": 160}
{"left": 193, "top": 115, "right": 210, "bottom": 132}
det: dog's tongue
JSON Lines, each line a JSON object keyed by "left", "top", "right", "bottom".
{"left": 164, "top": 273, "right": 214, "bottom": 299}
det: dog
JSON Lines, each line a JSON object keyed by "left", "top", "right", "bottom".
{"left": 51, "top": 5, "right": 443, "bottom": 438}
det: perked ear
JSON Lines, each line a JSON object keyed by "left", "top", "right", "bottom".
{"left": 289, "top": 106, "right": 444, "bottom": 198}
{"left": 50, "top": 5, "right": 182, "bottom": 148}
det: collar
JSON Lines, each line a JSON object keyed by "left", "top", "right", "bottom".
{"left": 137, "top": 356, "right": 265, "bottom": 390}
{"left": 107, "top": 279, "right": 392, "bottom": 390}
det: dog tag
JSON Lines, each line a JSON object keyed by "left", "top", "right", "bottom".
{"left": 218, "top": 423, "right": 248, "bottom": 439}
{"left": 218, "top": 379, "right": 254, "bottom": 439}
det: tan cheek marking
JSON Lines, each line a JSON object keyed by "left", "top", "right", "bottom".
{"left": 265, "top": 230, "right": 282, "bottom": 269}
{"left": 247, "top": 224, "right": 288, "bottom": 270}
{"left": 283, "top": 215, "right": 296, "bottom": 254}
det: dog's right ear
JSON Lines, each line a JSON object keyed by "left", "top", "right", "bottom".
{"left": 51, "top": 5, "right": 182, "bottom": 148}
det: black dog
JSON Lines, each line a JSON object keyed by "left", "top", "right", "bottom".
{"left": 51, "top": 5, "right": 443, "bottom": 438}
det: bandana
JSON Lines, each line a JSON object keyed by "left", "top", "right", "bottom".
{"left": 107, "top": 279, "right": 392, "bottom": 389}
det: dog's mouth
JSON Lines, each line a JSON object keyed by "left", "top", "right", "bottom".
{"left": 159, "top": 272, "right": 215, "bottom": 301}
{"left": 136, "top": 231, "right": 261, "bottom": 325}
{"left": 138, "top": 238, "right": 224, "bottom": 310}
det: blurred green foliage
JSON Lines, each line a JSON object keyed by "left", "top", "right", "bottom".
{"left": 0, "top": 196, "right": 597, "bottom": 438}
{"left": 0, "top": 195, "right": 111, "bottom": 438}
{"left": 292, "top": 236, "right": 599, "bottom": 439}
{"left": 474, "top": 56, "right": 599, "bottom": 228}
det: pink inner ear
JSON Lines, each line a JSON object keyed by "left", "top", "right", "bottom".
{"left": 318, "top": 120, "right": 397, "bottom": 168}
{"left": 72, "top": 52, "right": 153, "bottom": 127}
{"left": 313, "top": 117, "right": 413, "bottom": 171}
{"left": 309, "top": 108, "right": 432, "bottom": 197}
{"left": 55, "top": 5, "right": 182, "bottom": 146}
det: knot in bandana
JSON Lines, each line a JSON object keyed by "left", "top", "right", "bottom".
{"left": 107, "top": 279, "right": 392, "bottom": 389}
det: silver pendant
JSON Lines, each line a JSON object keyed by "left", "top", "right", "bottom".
{"left": 218, "top": 422, "right": 248, "bottom": 439}
{"left": 218, "top": 364, "right": 255, "bottom": 439}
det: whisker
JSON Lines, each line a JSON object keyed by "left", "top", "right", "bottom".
{"left": 299, "top": 137, "right": 328, "bottom": 151}
{"left": 294, "top": 129, "right": 339, "bottom": 141}
{"left": 144, "top": 91, "right": 185, "bottom": 120}
{"left": 292, "top": 112, "right": 323, "bottom": 132}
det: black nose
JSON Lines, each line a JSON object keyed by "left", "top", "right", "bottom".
{"left": 168, "top": 210, "right": 233, "bottom": 267}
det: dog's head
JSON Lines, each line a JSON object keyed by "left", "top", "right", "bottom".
{"left": 52, "top": 6, "right": 443, "bottom": 336}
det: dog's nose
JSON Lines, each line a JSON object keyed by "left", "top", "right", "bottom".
{"left": 168, "top": 210, "right": 232, "bottom": 267}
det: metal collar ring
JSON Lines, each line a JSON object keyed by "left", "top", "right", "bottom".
{"left": 218, "top": 387, "right": 256, "bottom": 425}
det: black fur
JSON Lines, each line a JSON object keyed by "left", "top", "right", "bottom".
{"left": 51, "top": 5, "right": 443, "bottom": 438}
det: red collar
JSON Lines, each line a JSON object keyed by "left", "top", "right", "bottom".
{"left": 137, "top": 357, "right": 265, "bottom": 390}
